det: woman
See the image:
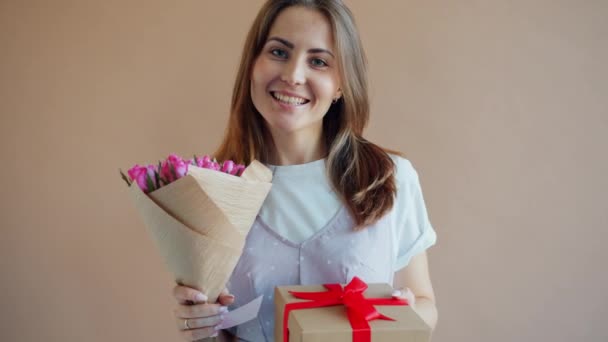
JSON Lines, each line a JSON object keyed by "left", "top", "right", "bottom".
{"left": 173, "top": 1, "right": 438, "bottom": 340}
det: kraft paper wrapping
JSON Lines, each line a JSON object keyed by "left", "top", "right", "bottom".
{"left": 129, "top": 160, "right": 272, "bottom": 303}
{"left": 274, "top": 283, "right": 431, "bottom": 342}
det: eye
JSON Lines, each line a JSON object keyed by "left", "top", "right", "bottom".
{"left": 310, "top": 58, "right": 328, "bottom": 67}
{"left": 270, "top": 48, "right": 288, "bottom": 59}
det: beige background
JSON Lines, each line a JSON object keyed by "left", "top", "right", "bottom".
{"left": 1, "top": 0, "right": 606, "bottom": 341}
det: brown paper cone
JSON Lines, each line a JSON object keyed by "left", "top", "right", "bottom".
{"left": 128, "top": 160, "right": 272, "bottom": 303}
{"left": 147, "top": 174, "right": 243, "bottom": 245}
{"left": 185, "top": 162, "right": 273, "bottom": 236}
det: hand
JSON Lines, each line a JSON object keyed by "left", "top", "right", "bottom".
{"left": 173, "top": 285, "right": 236, "bottom": 341}
{"left": 392, "top": 287, "right": 416, "bottom": 307}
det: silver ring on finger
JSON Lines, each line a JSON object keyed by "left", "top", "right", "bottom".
{"left": 184, "top": 318, "right": 190, "bottom": 330}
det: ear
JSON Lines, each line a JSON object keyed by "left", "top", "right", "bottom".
{"left": 335, "top": 88, "right": 342, "bottom": 99}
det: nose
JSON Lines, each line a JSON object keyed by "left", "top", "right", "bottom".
{"left": 280, "top": 58, "right": 306, "bottom": 86}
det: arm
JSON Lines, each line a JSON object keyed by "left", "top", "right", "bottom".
{"left": 393, "top": 251, "right": 438, "bottom": 330}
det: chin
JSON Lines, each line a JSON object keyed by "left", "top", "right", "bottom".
{"left": 266, "top": 120, "right": 300, "bottom": 134}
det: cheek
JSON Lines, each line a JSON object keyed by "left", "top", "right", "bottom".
{"left": 318, "top": 72, "right": 340, "bottom": 95}
{"left": 251, "top": 71, "right": 264, "bottom": 95}
{"left": 251, "top": 60, "right": 266, "bottom": 93}
{"left": 312, "top": 78, "right": 338, "bottom": 103}
{"left": 252, "top": 58, "right": 276, "bottom": 89}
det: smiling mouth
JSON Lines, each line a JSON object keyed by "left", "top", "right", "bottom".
{"left": 270, "top": 91, "right": 310, "bottom": 106}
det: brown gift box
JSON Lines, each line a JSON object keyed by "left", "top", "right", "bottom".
{"left": 274, "top": 283, "right": 431, "bottom": 342}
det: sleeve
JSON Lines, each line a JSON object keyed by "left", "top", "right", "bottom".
{"left": 392, "top": 157, "right": 437, "bottom": 271}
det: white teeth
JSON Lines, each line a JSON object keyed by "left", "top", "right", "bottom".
{"left": 272, "top": 92, "right": 307, "bottom": 105}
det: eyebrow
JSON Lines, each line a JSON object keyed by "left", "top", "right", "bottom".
{"left": 267, "top": 36, "right": 335, "bottom": 58}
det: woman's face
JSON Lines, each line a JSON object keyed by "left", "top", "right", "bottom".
{"left": 250, "top": 6, "right": 342, "bottom": 140}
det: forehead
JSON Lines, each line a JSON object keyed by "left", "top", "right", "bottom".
{"left": 267, "top": 6, "right": 334, "bottom": 48}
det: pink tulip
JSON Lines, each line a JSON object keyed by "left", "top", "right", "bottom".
{"left": 193, "top": 156, "right": 204, "bottom": 168}
{"left": 221, "top": 160, "right": 234, "bottom": 174}
{"left": 161, "top": 154, "right": 189, "bottom": 183}
{"left": 233, "top": 164, "right": 245, "bottom": 176}
{"left": 128, "top": 164, "right": 147, "bottom": 190}
{"left": 128, "top": 164, "right": 157, "bottom": 193}
{"left": 201, "top": 159, "right": 218, "bottom": 171}
{"left": 192, "top": 155, "right": 210, "bottom": 168}
{"left": 145, "top": 164, "right": 157, "bottom": 189}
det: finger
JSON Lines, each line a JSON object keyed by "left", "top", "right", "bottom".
{"left": 175, "top": 303, "right": 229, "bottom": 319}
{"left": 180, "top": 325, "right": 221, "bottom": 341}
{"left": 173, "top": 285, "right": 208, "bottom": 305}
{"left": 392, "top": 287, "right": 416, "bottom": 305}
{"left": 218, "top": 289, "right": 235, "bottom": 306}
{"left": 391, "top": 288, "right": 404, "bottom": 298}
{"left": 176, "top": 314, "right": 224, "bottom": 331}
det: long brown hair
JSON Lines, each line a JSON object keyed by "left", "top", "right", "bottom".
{"left": 214, "top": 0, "right": 398, "bottom": 228}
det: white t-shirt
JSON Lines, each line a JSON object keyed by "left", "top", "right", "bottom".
{"left": 259, "top": 154, "right": 437, "bottom": 271}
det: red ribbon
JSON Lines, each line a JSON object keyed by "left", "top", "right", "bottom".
{"left": 282, "top": 277, "right": 408, "bottom": 342}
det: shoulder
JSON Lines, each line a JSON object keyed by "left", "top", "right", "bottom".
{"left": 386, "top": 154, "right": 436, "bottom": 248}
{"left": 388, "top": 153, "right": 420, "bottom": 190}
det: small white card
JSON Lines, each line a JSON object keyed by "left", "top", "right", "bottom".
{"left": 217, "top": 295, "right": 263, "bottom": 330}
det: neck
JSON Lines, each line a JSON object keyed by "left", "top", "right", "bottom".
{"left": 268, "top": 129, "right": 326, "bottom": 165}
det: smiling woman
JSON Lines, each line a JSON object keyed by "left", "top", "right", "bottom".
{"left": 250, "top": 6, "right": 342, "bottom": 161}
{"left": 171, "top": 1, "right": 438, "bottom": 341}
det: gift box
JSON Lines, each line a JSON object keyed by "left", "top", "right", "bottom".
{"left": 274, "top": 277, "right": 431, "bottom": 342}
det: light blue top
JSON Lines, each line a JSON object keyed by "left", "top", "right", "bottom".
{"left": 259, "top": 155, "right": 437, "bottom": 270}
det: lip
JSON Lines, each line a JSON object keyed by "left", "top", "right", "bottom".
{"left": 270, "top": 93, "right": 308, "bottom": 110}
{"left": 270, "top": 90, "right": 310, "bottom": 102}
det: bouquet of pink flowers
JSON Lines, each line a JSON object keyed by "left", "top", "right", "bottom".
{"left": 120, "top": 154, "right": 247, "bottom": 194}
{"left": 122, "top": 153, "right": 272, "bottom": 303}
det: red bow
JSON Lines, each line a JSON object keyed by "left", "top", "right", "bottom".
{"left": 282, "top": 277, "right": 409, "bottom": 342}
